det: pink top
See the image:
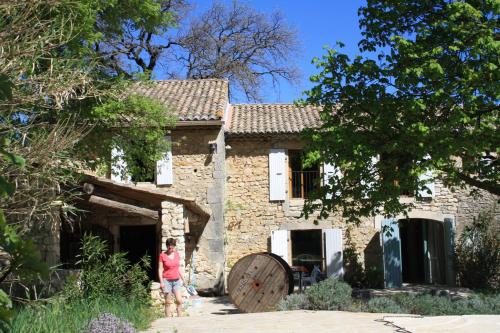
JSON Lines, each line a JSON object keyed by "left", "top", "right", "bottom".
{"left": 160, "top": 251, "right": 180, "bottom": 280}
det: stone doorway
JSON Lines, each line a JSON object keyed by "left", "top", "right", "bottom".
{"left": 291, "top": 229, "right": 323, "bottom": 272}
{"left": 399, "top": 219, "right": 446, "bottom": 285}
{"left": 120, "top": 225, "right": 158, "bottom": 280}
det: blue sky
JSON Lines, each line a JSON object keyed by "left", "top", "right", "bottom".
{"left": 195, "top": 0, "right": 367, "bottom": 103}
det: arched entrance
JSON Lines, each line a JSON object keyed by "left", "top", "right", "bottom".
{"left": 381, "top": 216, "right": 455, "bottom": 288}
{"left": 399, "top": 219, "right": 446, "bottom": 284}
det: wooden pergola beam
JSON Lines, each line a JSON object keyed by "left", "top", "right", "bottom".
{"left": 88, "top": 195, "right": 159, "bottom": 220}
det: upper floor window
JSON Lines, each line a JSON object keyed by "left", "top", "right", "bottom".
{"left": 289, "top": 150, "right": 320, "bottom": 199}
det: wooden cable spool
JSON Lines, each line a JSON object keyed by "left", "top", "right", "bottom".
{"left": 227, "top": 252, "right": 294, "bottom": 313}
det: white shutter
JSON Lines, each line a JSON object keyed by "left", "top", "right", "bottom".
{"left": 156, "top": 136, "right": 173, "bottom": 185}
{"left": 323, "top": 162, "right": 340, "bottom": 199}
{"left": 271, "top": 230, "right": 289, "bottom": 264}
{"left": 418, "top": 169, "right": 435, "bottom": 198}
{"left": 269, "top": 149, "right": 287, "bottom": 201}
{"left": 418, "top": 154, "right": 435, "bottom": 198}
{"left": 111, "top": 146, "right": 130, "bottom": 183}
{"left": 362, "top": 156, "right": 379, "bottom": 198}
{"left": 323, "top": 228, "right": 343, "bottom": 278}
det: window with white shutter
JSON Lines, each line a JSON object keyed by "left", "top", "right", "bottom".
{"left": 269, "top": 149, "right": 287, "bottom": 201}
{"left": 323, "top": 228, "right": 343, "bottom": 278}
{"left": 111, "top": 146, "right": 130, "bottom": 183}
{"left": 323, "top": 162, "right": 341, "bottom": 199}
{"left": 418, "top": 169, "right": 435, "bottom": 198}
{"left": 156, "top": 136, "right": 173, "bottom": 185}
{"left": 271, "top": 230, "right": 289, "bottom": 264}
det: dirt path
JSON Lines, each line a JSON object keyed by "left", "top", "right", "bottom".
{"left": 142, "top": 296, "right": 500, "bottom": 333}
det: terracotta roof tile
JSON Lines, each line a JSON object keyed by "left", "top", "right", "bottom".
{"left": 130, "top": 79, "right": 229, "bottom": 121}
{"left": 228, "top": 104, "right": 322, "bottom": 135}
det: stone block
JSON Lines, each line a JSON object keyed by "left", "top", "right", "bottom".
{"left": 207, "top": 186, "right": 223, "bottom": 204}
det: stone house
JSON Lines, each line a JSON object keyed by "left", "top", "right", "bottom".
{"left": 55, "top": 79, "right": 497, "bottom": 293}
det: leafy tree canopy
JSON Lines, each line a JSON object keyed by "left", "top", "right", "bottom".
{"left": 302, "top": 0, "right": 499, "bottom": 223}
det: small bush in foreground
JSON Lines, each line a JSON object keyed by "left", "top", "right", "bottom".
{"left": 78, "top": 234, "right": 151, "bottom": 301}
{"left": 276, "top": 293, "right": 310, "bottom": 311}
{"left": 366, "top": 297, "right": 402, "bottom": 313}
{"left": 278, "top": 286, "right": 500, "bottom": 316}
{"left": 86, "top": 313, "right": 136, "bottom": 333}
{"left": 305, "top": 277, "right": 352, "bottom": 311}
{"left": 456, "top": 208, "right": 500, "bottom": 291}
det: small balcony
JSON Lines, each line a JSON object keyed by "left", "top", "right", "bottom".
{"left": 290, "top": 170, "right": 320, "bottom": 199}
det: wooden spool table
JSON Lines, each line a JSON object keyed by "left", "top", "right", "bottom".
{"left": 227, "top": 252, "right": 294, "bottom": 313}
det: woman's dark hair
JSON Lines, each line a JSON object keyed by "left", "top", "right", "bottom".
{"left": 166, "top": 238, "right": 177, "bottom": 247}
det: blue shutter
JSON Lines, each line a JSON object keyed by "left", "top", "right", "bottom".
{"left": 443, "top": 217, "right": 456, "bottom": 286}
{"left": 381, "top": 219, "right": 402, "bottom": 288}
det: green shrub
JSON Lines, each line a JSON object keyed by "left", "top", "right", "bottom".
{"left": 77, "top": 233, "right": 150, "bottom": 301}
{"left": 456, "top": 208, "right": 500, "bottom": 291}
{"left": 305, "top": 277, "right": 352, "bottom": 311}
{"left": 483, "top": 293, "right": 500, "bottom": 314}
{"left": 277, "top": 293, "right": 310, "bottom": 311}
{"left": 366, "top": 297, "right": 403, "bottom": 313}
{"left": 389, "top": 292, "right": 500, "bottom": 316}
{"left": 411, "top": 294, "right": 456, "bottom": 316}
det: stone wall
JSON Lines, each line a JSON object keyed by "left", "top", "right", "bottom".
{"left": 160, "top": 127, "right": 226, "bottom": 292}
{"left": 224, "top": 136, "right": 498, "bottom": 277}
{"left": 224, "top": 137, "right": 378, "bottom": 273}
{"left": 160, "top": 201, "right": 185, "bottom": 267}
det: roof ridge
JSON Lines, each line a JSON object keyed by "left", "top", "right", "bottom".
{"left": 232, "top": 102, "right": 298, "bottom": 105}
{"left": 151, "top": 78, "right": 229, "bottom": 83}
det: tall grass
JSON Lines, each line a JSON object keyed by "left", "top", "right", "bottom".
{"left": 12, "top": 296, "right": 153, "bottom": 333}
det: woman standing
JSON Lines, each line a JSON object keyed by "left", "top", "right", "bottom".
{"left": 158, "top": 238, "right": 185, "bottom": 317}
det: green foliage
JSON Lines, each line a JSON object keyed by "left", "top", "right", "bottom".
{"left": 405, "top": 294, "right": 456, "bottom": 316}
{"left": 456, "top": 208, "right": 500, "bottom": 291}
{"left": 342, "top": 228, "right": 383, "bottom": 289}
{"left": 276, "top": 293, "right": 310, "bottom": 311}
{"left": 388, "top": 292, "right": 500, "bottom": 316}
{"left": 302, "top": 0, "right": 499, "bottom": 223}
{"left": 0, "top": 290, "right": 12, "bottom": 333}
{"left": 365, "top": 297, "right": 403, "bottom": 313}
{"left": 11, "top": 296, "right": 153, "bottom": 333}
{"left": 10, "top": 234, "right": 155, "bottom": 332}
{"left": 76, "top": 234, "right": 150, "bottom": 301}
{"left": 279, "top": 287, "right": 500, "bottom": 315}
{"left": 0, "top": 132, "right": 48, "bottom": 331}
{"left": 304, "top": 277, "right": 352, "bottom": 311}
{"left": 85, "top": 92, "right": 177, "bottom": 181}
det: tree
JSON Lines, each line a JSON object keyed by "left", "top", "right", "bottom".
{"left": 302, "top": 0, "right": 499, "bottom": 223}
{"left": 97, "top": 0, "right": 300, "bottom": 101}
{"left": 0, "top": 0, "right": 175, "bottom": 229}
{"left": 0, "top": 1, "right": 176, "bottom": 319}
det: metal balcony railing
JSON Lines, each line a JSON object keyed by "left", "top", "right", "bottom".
{"left": 291, "top": 171, "right": 320, "bottom": 198}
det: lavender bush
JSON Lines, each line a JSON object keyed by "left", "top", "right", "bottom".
{"left": 85, "top": 313, "right": 137, "bottom": 333}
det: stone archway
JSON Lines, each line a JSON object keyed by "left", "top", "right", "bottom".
{"left": 380, "top": 212, "right": 456, "bottom": 287}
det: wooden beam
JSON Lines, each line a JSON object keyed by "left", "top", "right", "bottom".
{"left": 88, "top": 195, "right": 159, "bottom": 220}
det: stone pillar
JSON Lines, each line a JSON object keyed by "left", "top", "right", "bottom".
{"left": 161, "top": 201, "right": 186, "bottom": 270}
{"left": 202, "top": 128, "right": 226, "bottom": 294}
